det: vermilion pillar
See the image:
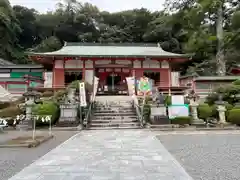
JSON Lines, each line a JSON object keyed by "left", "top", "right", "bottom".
{"left": 53, "top": 60, "right": 65, "bottom": 88}
{"left": 160, "top": 69, "right": 171, "bottom": 87}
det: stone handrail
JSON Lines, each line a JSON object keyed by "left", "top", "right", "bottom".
{"left": 83, "top": 80, "right": 99, "bottom": 128}
{"left": 132, "top": 95, "right": 144, "bottom": 127}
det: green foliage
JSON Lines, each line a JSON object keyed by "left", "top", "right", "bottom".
{"left": 171, "top": 116, "right": 192, "bottom": 125}
{"left": 32, "top": 101, "right": 59, "bottom": 126}
{"left": 197, "top": 103, "right": 213, "bottom": 120}
{"left": 0, "top": 106, "right": 22, "bottom": 118}
{"left": 53, "top": 90, "right": 68, "bottom": 103}
{"left": 143, "top": 104, "right": 151, "bottom": 122}
{"left": 228, "top": 109, "right": 240, "bottom": 125}
{"left": 0, "top": 101, "right": 11, "bottom": 109}
{"left": 232, "top": 79, "right": 240, "bottom": 85}
{"left": 164, "top": 95, "right": 171, "bottom": 106}
{"left": 206, "top": 84, "right": 240, "bottom": 105}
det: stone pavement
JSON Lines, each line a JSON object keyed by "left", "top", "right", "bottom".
{"left": 9, "top": 130, "right": 193, "bottom": 180}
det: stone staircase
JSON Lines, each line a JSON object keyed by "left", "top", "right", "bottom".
{"left": 88, "top": 96, "right": 141, "bottom": 130}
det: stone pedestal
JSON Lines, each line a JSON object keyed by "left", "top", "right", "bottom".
{"left": 190, "top": 101, "right": 205, "bottom": 126}
{"left": 16, "top": 100, "right": 34, "bottom": 130}
{"left": 217, "top": 105, "right": 226, "bottom": 124}
{"left": 58, "top": 103, "right": 78, "bottom": 127}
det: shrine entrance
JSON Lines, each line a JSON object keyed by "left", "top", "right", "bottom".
{"left": 95, "top": 67, "right": 130, "bottom": 95}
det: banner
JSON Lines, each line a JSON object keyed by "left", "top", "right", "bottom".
{"left": 92, "top": 76, "right": 99, "bottom": 101}
{"left": 126, "top": 77, "right": 135, "bottom": 96}
{"left": 137, "top": 76, "right": 153, "bottom": 96}
{"left": 79, "top": 82, "right": 87, "bottom": 107}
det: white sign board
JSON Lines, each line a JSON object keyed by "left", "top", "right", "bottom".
{"left": 79, "top": 82, "right": 87, "bottom": 107}
{"left": 168, "top": 105, "right": 189, "bottom": 119}
{"left": 171, "top": 95, "right": 184, "bottom": 105}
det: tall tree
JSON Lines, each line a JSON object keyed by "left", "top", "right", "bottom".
{"left": 0, "top": 0, "right": 22, "bottom": 62}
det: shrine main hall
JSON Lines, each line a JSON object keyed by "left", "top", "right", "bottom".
{"left": 29, "top": 42, "right": 190, "bottom": 93}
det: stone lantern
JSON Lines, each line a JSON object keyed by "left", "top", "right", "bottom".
{"left": 187, "top": 90, "right": 205, "bottom": 126}
{"left": 214, "top": 93, "right": 226, "bottom": 125}
{"left": 17, "top": 88, "right": 41, "bottom": 130}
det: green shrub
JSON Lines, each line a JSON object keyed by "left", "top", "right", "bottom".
{"left": 0, "top": 102, "right": 11, "bottom": 109}
{"left": 143, "top": 104, "right": 151, "bottom": 122}
{"left": 228, "top": 109, "right": 240, "bottom": 125}
{"left": 32, "top": 101, "right": 59, "bottom": 126}
{"left": 171, "top": 116, "right": 192, "bottom": 125}
{"left": 232, "top": 79, "right": 240, "bottom": 85}
{"left": 197, "top": 103, "right": 213, "bottom": 121}
{"left": 0, "top": 106, "right": 22, "bottom": 118}
{"left": 53, "top": 90, "right": 67, "bottom": 103}
{"left": 164, "top": 95, "right": 171, "bottom": 106}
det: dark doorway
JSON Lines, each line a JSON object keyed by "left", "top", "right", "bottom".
{"left": 106, "top": 75, "right": 121, "bottom": 86}
{"left": 65, "top": 71, "right": 82, "bottom": 85}
{"left": 143, "top": 71, "right": 160, "bottom": 85}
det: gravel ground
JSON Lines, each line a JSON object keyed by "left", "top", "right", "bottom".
{"left": 157, "top": 132, "right": 240, "bottom": 180}
{"left": 0, "top": 131, "right": 77, "bottom": 180}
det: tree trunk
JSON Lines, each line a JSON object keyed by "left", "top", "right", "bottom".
{"left": 216, "top": 2, "right": 226, "bottom": 76}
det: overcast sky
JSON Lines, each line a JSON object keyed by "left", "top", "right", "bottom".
{"left": 9, "top": 0, "right": 164, "bottom": 13}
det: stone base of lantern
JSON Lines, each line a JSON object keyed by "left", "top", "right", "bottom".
{"left": 16, "top": 119, "right": 33, "bottom": 130}
{"left": 191, "top": 119, "right": 206, "bottom": 127}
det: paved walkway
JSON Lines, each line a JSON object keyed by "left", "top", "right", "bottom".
{"left": 9, "top": 130, "right": 193, "bottom": 180}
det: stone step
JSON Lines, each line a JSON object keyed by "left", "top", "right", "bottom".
{"left": 94, "top": 107, "right": 134, "bottom": 111}
{"left": 91, "top": 119, "right": 139, "bottom": 123}
{"left": 92, "top": 116, "right": 138, "bottom": 120}
{"left": 95, "top": 104, "right": 133, "bottom": 108}
{"left": 94, "top": 110, "right": 135, "bottom": 113}
{"left": 87, "top": 126, "right": 141, "bottom": 130}
{"left": 94, "top": 113, "right": 137, "bottom": 116}
{"left": 89, "top": 122, "right": 141, "bottom": 128}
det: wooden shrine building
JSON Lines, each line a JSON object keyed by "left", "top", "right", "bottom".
{"left": 29, "top": 43, "right": 190, "bottom": 94}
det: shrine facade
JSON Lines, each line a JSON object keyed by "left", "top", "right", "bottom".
{"left": 29, "top": 43, "right": 190, "bottom": 93}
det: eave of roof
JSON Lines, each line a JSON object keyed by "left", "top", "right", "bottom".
{"left": 0, "top": 65, "right": 43, "bottom": 69}
{"left": 194, "top": 76, "right": 240, "bottom": 81}
{"left": 28, "top": 42, "right": 191, "bottom": 58}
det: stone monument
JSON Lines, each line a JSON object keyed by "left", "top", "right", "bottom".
{"left": 58, "top": 88, "right": 78, "bottom": 127}
{"left": 150, "top": 90, "right": 168, "bottom": 124}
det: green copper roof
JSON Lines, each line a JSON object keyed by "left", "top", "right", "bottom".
{"left": 29, "top": 42, "right": 190, "bottom": 58}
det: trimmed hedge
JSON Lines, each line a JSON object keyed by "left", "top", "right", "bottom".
{"left": 32, "top": 101, "right": 60, "bottom": 126}
{"left": 197, "top": 103, "right": 213, "bottom": 121}
{"left": 228, "top": 108, "right": 240, "bottom": 125}
{"left": 171, "top": 116, "right": 191, "bottom": 125}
